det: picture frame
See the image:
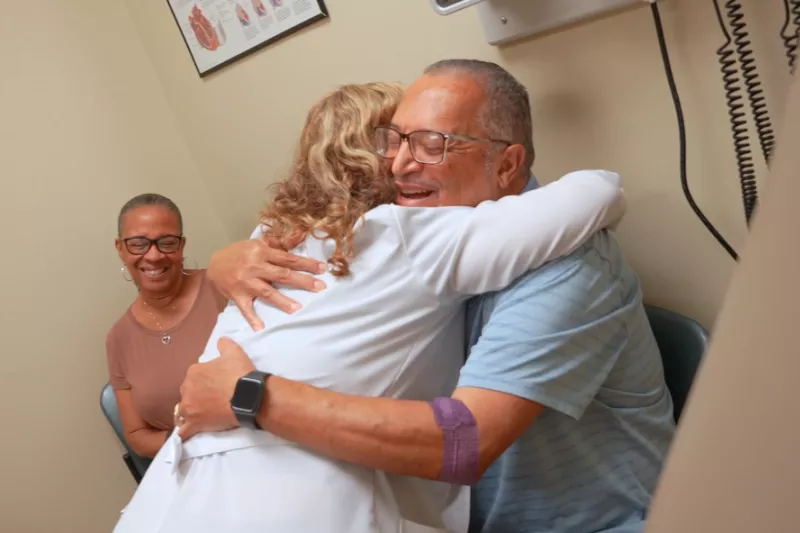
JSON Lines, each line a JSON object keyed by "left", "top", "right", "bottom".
{"left": 167, "top": 0, "right": 329, "bottom": 77}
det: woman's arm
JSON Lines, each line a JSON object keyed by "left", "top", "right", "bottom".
{"left": 106, "top": 332, "right": 168, "bottom": 457}
{"left": 395, "top": 169, "right": 625, "bottom": 296}
{"left": 114, "top": 389, "right": 169, "bottom": 458}
{"left": 206, "top": 234, "right": 327, "bottom": 330}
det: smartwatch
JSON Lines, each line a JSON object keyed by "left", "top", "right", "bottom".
{"left": 230, "top": 370, "right": 271, "bottom": 429}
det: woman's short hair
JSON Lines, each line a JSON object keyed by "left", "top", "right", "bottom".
{"left": 118, "top": 193, "right": 183, "bottom": 236}
{"left": 260, "top": 82, "right": 404, "bottom": 276}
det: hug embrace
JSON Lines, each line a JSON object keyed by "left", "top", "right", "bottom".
{"left": 109, "top": 59, "right": 674, "bottom": 533}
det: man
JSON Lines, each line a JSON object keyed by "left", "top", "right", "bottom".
{"left": 178, "top": 60, "right": 676, "bottom": 533}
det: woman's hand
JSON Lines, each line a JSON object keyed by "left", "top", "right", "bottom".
{"left": 207, "top": 236, "right": 327, "bottom": 330}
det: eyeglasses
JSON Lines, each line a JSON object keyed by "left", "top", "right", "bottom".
{"left": 373, "top": 126, "right": 511, "bottom": 165}
{"left": 122, "top": 234, "right": 183, "bottom": 255}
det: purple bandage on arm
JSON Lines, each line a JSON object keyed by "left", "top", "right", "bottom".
{"left": 428, "top": 397, "right": 479, "bottom": 485}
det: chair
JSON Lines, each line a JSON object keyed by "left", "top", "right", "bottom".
{"left": 645, "top": 305, "right": 709, "bottom": 422}
{"left": 99, "top": 383, "right": 152, "bottom": 483}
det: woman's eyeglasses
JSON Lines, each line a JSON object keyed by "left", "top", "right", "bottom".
{"left": 122, "top": 235, "right": 183, "bottom": 255}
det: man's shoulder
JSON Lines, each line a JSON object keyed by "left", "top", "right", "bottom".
{"left": 466, "top": 231, "right": 632, "bottom": 348}
{"left": 461, "top": 230, "right": 646, "bottom": 411}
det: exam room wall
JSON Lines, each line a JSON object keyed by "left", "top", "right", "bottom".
{"left": 122, "top": 0, "right": 794, "bottom": 329}
{"left": 0, "top": 1, "right": 229, "bottom": 532}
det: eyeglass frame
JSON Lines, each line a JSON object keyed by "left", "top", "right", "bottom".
{"left": 373, "top": 125, "right": 512, "bottom": 165}
{"left": 120, "top": 234, "right": 185, "bottom": 256}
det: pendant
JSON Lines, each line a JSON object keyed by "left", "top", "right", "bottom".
{"left": 162, "top": 335, "right": 171, "bottom": 345}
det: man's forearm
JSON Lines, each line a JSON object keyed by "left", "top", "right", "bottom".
{"left": 256, "top": 376, "right": 444, "bottom": 479}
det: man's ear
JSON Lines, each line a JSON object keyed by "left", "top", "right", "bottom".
{"left": 496, "top": 144, "right": 526, "bottom": 189}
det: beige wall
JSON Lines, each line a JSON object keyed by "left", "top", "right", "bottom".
{"left": 646, "top": 68, "right": 800, "bottom": 533}
{"left": 1, "top": 0, "right": 795, "bottom": 531}
{"left": 123, "top": 0, "right": 794, "bottom": 329}
{"left": 0, "top": 1, "right": 228, "bottom": 532}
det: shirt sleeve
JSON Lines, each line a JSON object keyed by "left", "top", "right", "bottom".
{"left": 392, "top": 170, "right": 625, "bottom": 298}
{"left": 457, "top": 245, "right": 629, "bottom": 419}
{"left": 105, "top": 329, "right": 131, "bottom": 391}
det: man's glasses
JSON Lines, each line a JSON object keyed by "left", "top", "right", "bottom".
{"left": 373, "top": 126, "right": 511, "bottom": 165}
{"left": 122, "top": 234, "right": 183, "bottom": 255}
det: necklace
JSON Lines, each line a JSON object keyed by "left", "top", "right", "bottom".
{"left": 142, "top": 298, "right": 178, "bottom": 345}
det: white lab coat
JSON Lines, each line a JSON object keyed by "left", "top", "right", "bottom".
{"left": 113, "top": 170, "right": 625, "bottom": 533}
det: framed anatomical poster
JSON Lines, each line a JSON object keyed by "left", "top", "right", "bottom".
{"left": 167, "top": 0, "right": 328, "bottom": 77}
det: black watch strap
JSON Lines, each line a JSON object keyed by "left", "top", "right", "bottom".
{"left": 230, "top": 370, "right": 271, "bottom": 429}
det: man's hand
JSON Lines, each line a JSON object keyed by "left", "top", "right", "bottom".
{"left": 207, "top": 236, "right": 328, "bottom": 330}
{"left": 177, "top": 338, "right": 256, "bottom": 441}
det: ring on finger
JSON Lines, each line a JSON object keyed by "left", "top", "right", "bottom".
{"left": 174, "top": 403, "right": 186, "bottom": 426}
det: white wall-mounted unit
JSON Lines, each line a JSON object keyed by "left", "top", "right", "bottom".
{"left": 430, "top": 0, "right": 486, "bottom": 16}
{"left": 431, "top": 0, "right": 648, "bottom": 46}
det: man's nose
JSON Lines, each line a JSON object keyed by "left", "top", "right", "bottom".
{"left": 391, "top": 141, "right": 424, "bottom": 178}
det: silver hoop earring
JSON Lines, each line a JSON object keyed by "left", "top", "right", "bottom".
{"left": 181, "top": 257, "right": 198, "bottom": 275}
{"left": 121, "top": 266, "right": 133, "bottom": 282}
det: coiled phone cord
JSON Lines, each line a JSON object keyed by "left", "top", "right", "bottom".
{"left": 650, "top": 2, "right": 739, "bottom": 260}
{"left": 724, "top": 0, "right": 775, "bottom": 165}
{"left": 712, "top": 0, "right": 759, "bottom": 224}
{"left": 781, "top": 0, "right": 800, "bottom": 71}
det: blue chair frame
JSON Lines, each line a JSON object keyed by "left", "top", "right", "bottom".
{"left": 645, "top": 305, "right": 709, "bottom": 421}
{"left": 99, "top": 383, "right": 152, "bottom": 483}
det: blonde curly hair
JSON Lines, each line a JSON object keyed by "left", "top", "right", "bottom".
{"left": 260, "top": 82, "right": 404, "bottom": 277}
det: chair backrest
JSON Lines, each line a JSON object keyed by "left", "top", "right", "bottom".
{"left": 645, "top": 306, "right": 709, "bottom": 421}
{"left": 99, "top": 383, "right": 151, "bottom": 481}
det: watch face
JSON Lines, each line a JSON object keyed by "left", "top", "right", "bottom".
{"left": 231, "top": 377, "right": 262, "bottom": 412}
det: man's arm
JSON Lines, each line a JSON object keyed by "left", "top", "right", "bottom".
{"left": 256, "top": 377, "right": 544, "bottom": 481}
{"left": 177, "top": 337, "right": 542, "bottom": 482}
{"left": 178, "top": 246, "right": 622, "bottom": 480}
{"left": 208, "top": 171, "right": 622, "bottom": 329}
{"left": 249, "top": 247, "right": 621, "bottom": 479}
{"left": 252, "top": 247, "right": 624, "bottom": 481}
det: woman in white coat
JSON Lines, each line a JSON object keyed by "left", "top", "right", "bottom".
{"left": 113, "top": 82, "right": 626, "bottom": 533}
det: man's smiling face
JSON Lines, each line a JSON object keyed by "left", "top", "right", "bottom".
{"left": 388, "top": 73, "right": 509, "bottom": 208}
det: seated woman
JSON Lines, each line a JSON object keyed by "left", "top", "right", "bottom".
{"left": 106, "top": 194, "right": 226, "bottom": 458}
{"left": 113, "top": 83, "right": 625, "bottom": 533}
